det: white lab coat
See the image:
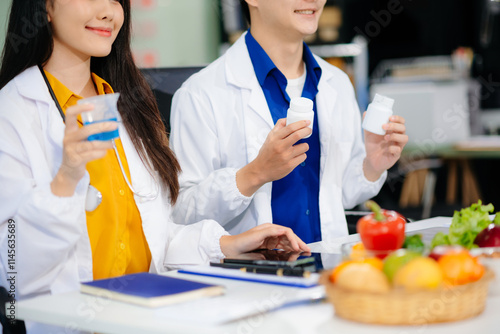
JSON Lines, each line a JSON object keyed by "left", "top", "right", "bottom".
{"left": 0, "top": 67, "right": 227, "bottom": 333}
{"left": 170, "top": 33, "right": 386, "bottom": 241}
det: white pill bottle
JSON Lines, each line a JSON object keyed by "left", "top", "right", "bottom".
{"left": 362, "top": 94, "right": 394, "bottom": 135}
{"left": 286, "top": 97, "right": 314, "bottom": 139}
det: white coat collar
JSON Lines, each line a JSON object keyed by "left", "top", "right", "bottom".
{"left": 225, "top": 32, "right": 258, "bottom": 90}
{"left": 224, "top": 32, "right": 337, "bottom": 88}
{"left": 15, "top": 66, "right": 54, "bottom": 104}
{"left": 14, "top": 66, "right": 66, "bottom": 151}
{"left": 225, "top": 32, "right": 275, "bottom": 129}
{"left": 224, "top": 34, "right": 340, "bottom": 134}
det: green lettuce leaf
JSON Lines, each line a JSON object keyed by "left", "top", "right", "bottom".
{"left": 403, "top": 234, "right": 425, "bottom": 254}
{"left": 432, "top": 201, "right": 494, "bottom": 249}
{"left": 431, "top": 232, "right": 450, "bottom": 249}
{"left": 493, "top": 212, "right": 500, "bottom": 226}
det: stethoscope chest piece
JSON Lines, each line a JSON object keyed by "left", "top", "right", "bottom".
{"left": 85, "top": 184, "right": 103, "bottom": 212}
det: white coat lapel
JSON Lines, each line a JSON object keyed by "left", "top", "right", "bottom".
{"left": 225, "top": 34, "right": 274, "bottom": 163}
{"left": 224, "top": 34, "right": 274, "bottom": 225}
{"left": 315, "top": 58, "right": 338, "bottom": 181}
{"left": 244, "top": 88, "right": 274, "bottom": 163}
{"left": 15, "top": 67, "right": 67, "bottom": 179}
{"left": 16, "top": 67, "right": 66, "bottom": 150}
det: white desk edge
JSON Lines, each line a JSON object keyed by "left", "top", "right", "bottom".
{"left": 14, "top": 217, "right": 499, "bottom": 334}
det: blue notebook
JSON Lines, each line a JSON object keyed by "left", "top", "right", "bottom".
{"left": 80, "top": 272, "right": 225, "bottom": 307}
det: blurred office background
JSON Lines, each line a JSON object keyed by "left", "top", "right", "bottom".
{"left": 1, "top": 0, "right": 499, "bottom": 220}
{"left": 0, "top": 0, "right": 221, "bottom": 67}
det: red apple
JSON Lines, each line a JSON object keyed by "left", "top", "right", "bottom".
{"left": 475, "top": 224, "right": 500, "bottom": 247}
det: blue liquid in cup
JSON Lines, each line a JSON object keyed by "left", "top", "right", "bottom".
{"left": 83, "top": 117, "right": 119, "bottom": 141}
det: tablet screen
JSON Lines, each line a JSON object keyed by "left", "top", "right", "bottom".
{"left": 222, "top": 249, "right": 340, "bottom": 272}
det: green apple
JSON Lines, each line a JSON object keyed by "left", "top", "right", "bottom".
{"left": 383, "top": 249, "right": 421, "bottom": 282}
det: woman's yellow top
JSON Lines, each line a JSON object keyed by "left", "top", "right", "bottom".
{"left": 45, "top": 71, "right": 152, "bottom": 280}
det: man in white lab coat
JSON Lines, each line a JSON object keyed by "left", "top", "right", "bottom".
{"left": 170, "top": 0, "right": 408, "bottom": 242}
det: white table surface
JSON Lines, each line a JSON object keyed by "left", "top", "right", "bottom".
{"left": 15, "top": 217, "right": 500, "bottom": 334}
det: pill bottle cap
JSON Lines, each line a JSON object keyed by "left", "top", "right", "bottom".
{"left": 372, "top": 94, "right": 394, "bottom": 110}
{"left": 290, "top": 97, "right": 314, "bottom": 113}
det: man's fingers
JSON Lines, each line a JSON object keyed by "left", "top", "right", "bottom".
{"left": 277, "top": 228, "right": 310, "bottom": 252}
{"left": 384, "top": 133, "right": 408, "bottom": 146}
{"left": 297, "top": 238, "right": 311, "bottom": 252}
{"left": 385, "top": 145, "right": 403, "bottom": 156}
{"left": 278, "top": 120, "right": 311, "bottom": 140}
{"left": 271, "top": 118, "right": 288, "bottom": 133}
{"left": 267, "top": 226, "right": 307, "bottom": 252}
{"left": 383, "top": 122, "right": 406, "bottom": 134}
{"left": 291, "top": 143, "right": 309, "bottom": 157}
{"left": 287, "top": 153, "right": 307, "bottom": 170}
{"left": 284, "top": 228, "right": 304, "bottom": 251}
{"left": 283, "top": 126, "right": 312, "bottom": 146}
{"left": 389, "top": 115, "right": 405, "bottom": 124}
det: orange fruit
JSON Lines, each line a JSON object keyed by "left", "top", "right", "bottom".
{"left": 363, "top": 257, "right": 384, "bottom": 270}
{"left": 350, "top": 242, "right": 368, "bottom": 260}
{"left": 330, "top": 261, "right": 354, "bottom": 282}
{"left": 329, "top": 257, "right": 384, "bottom": 283}
{"left": 383, "top": 249, "right": 421, "bottom": 282}
{"left": 438, "top": 251, "right": 485, "bottom": 285}
{"left": 335, "top": 263, "right": 391, "bottom": 293}
{"left": 393, "top": 257, "right": 443, "bottom": 290}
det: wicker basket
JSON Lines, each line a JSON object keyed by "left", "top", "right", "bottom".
{"left": 320, "top": 269, "right": 494, "bottom": 325}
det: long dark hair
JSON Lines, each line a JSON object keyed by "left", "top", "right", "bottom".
{"left": 240, "top": 0, "right": 250, "bottom": 24}
{"left": 0, "top": 0, "right": 181, "bottom": 203}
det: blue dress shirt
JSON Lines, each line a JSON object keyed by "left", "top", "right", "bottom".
{"left": 245, "top": 31, "right": 323, "bottom": 243}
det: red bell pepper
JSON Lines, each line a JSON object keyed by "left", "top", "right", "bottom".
{"left": 357, "top": 201, "right": 406, "bottom": 251}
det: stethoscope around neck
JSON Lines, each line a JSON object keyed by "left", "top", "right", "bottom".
{"left": 38, "top": 65, "right": 159, "bottom": 212}
{"left": 111, "top": 139, "right": 160, "bottom": 202}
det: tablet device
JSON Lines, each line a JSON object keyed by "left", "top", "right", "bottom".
{"left": 222, "top": 249, "right": 326, "bottom": 273}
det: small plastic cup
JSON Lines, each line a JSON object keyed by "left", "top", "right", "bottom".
{"left": 78, "top": 93, "right": 120, "bottom": 141}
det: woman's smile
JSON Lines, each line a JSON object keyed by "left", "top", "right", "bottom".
{"left": 86, "top": 26, "right": 113, "bottom": 38}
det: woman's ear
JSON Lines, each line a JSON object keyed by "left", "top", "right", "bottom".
{"left": 245, "top": 0, "right": 258, "bottom": 8}
{"left": 46, "top": 0, "right": 52, "bottom": 22}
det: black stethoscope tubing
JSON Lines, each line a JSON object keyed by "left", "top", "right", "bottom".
{"left": 38, "top": 64, "right": 66, "bottom": 122}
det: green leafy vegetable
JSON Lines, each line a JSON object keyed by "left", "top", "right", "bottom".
{"left": 430, "top": 232, "right": 450, "bottom": 249}
{"left": 493, "top": 212, "right": 500, "bottom": 226}
{"left": 431, "top": 200, "right": 494, "bottom": 249}
{"left": 402, "top": 234, "right": 425, "bottom": 254}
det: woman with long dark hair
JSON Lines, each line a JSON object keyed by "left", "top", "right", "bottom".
{"left": 0, "top": 1, "right": 309, "bottom": 331}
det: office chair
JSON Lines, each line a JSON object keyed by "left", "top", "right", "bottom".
{"left": 0, "top": 286, "right": 26, "bottom": 334}
{"left": 141, "top": 67, "right": 204, "bottom": 135}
